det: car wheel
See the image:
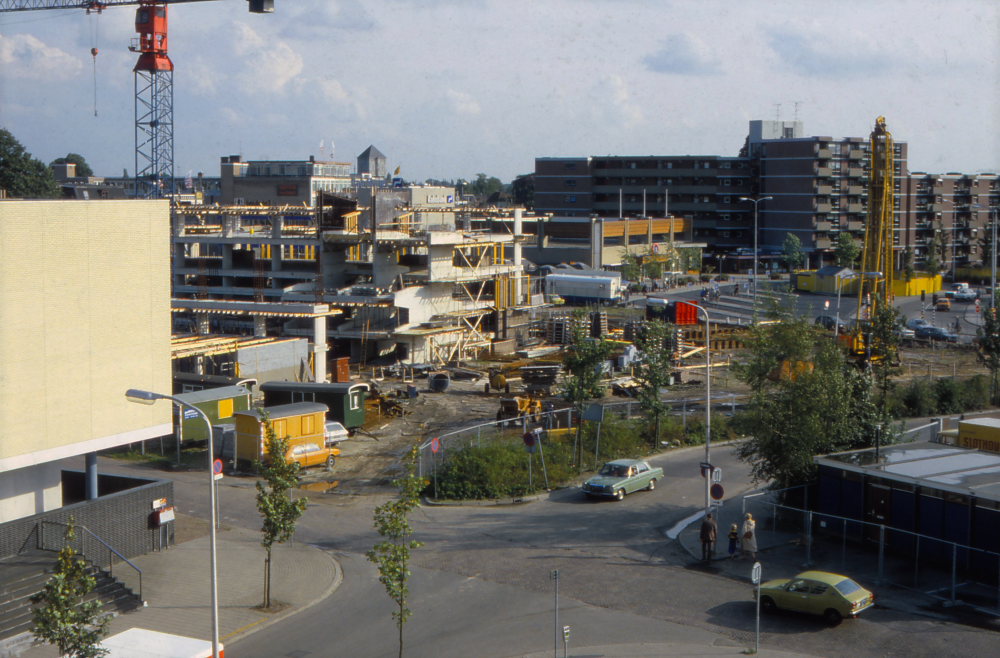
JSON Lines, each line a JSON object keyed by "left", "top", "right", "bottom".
{"left": 760, "top": 597, "right": 777, "bottom": 615}
{"left": 615, "top": 489, "right": 625, "bottom": 501}
{"left": 326, "top": 455, "right": 336, "bottom": 470}
{"left": 647, "top": 478, "right": 656, "bottom": 491}
{"left": 824, "top": 608, "right": 843, "bottom": 625}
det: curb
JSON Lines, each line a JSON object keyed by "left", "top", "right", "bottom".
{"left": 219, "top": 546, "right": 343, "bottom": 646}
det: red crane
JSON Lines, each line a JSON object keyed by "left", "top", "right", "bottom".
{"left": 0, "top": 0, "right": 275, "bottom": 198}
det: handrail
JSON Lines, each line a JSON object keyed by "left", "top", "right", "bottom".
{"left": 41, "top": 521, "right": 143, "bottom": 602}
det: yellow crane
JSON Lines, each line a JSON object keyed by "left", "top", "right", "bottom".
{"left": 852, "top": 116, "right": 895, "bottom": 360}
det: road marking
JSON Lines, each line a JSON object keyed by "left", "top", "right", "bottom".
{"left": 665, "top": 510, "right": 705, "bottom": 539}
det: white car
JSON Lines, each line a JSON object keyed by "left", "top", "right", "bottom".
{"left": 954, "top": 289, "right": 977, "bottom": 302}
{"left": 324, "top": 421, "right": 350, "bottom": 447}
{"left": 906, "top": 318, "right": 931, "bottom": 331}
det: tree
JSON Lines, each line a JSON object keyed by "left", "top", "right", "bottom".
{"left": 50, "top": 153, "right": 94, "bottom": 178}
{"left": 923, "top": 219, "right": 948, "bottom": 277}
{"left": 643, "top": 246, "right": 664, "bottom": 279}
{"left": 902, "top": 247, "right": 916, "bottom": 283}
{"left": 977, "top": 308, "right": 1000, "bottom": 406}
{"left": 562, "top": 309, "right": 613, "bottom": 467}
{"left": 781, "top": 234, "right": 805, "bottom": 271}
{"left": 619, "top": 249, "right": 642, "bottom": 284}
{"left": 634, "top": 320, "right": 672, "bottom": 444}
{"left": 366, "top": 447, "right": 424, "bottom": 658}
{"left": 31, "top": 519, "right": 111, "bottom": 658}
{"left": 866, "top": 294, "right": 905, "bottom": 457}
{"left": 979, "top": 225, "right": 994, "bottom": 269}
{"left": 468, "top": 173, "right": 504, "bottom": 198}
{"left": 0, "top": 128, "right": 60, "bottom": 198}
{"left": 254, "top": 411, "right": 308, "bottom": 608}
{"left": 510, "top": 173, "right": 534, "bottom": 209}
{"left": 833, "top": 232, "right": 860, "bottom": 268}
{"left": 730, "top": 304, "right": 891, "bottom": 490}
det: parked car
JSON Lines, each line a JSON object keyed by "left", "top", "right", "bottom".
{"left": 906, "top": 318, "right": 931, "bottom": 331}
{"left": 754, "top": 571, "right": 873, "bottom": 625}
{"left": 285, "top": 442, "right": 338, "bottom": 470}
{"left": 324, "top": 421, "right": 350, "bottom": 447}
{"left": 954, "top": 288, "right": 977, "bottom": 302}
{"left": 915, "top": 326, "right": 958, "bottom": 342}
{"left": 935, "top": 298, "right": 951, "bottom": 311}
{"left": 581, "top": 459, "right": 664, "bottom": 501}
{"left": 814, "top": 315, "right": 839, "bottom": 332}
{"left": 894, "top": 327, "right": 915, "bottom": 340}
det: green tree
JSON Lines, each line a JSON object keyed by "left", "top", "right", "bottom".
{"left": 634, "top": 320, "right": 672, "bottom": 444}
{"left": 511, "top": 173, "right": 534, "bottom": 208}
{"left": 730, "top": 306, "right": 890, "bottom": 489}
{"left": 866, "top": 294, "right": 904, "bottom": 455}
{"left": 50, "top": 153, "right": 94, "bottom": 178}
{"left": 366, "top": 446, "right": 424, "bottom": 658}
{"left": 834, "top": 232, "right": 860, "bottom": 268}
{"left": 619, "top": 249, "right": 642, "bottom": 283}
{"left": 902, "top": 247, "right": 916, "bottom": 283}
{"left": 562, "top": 309, "right": 613, "bottom": 467}
{"left": 254, "top": 411, "right": 308, "bottom": 608}
{"left": 977, "top": 308, "right": 1000, "bottom": 406}
{"left": 923, "top": 220, "right": 948, "bottom": 277}
{"left": 643, "top": 246, "right": 664, "bottom": 279}
{"left": 0, "top": 128, "right": 59, "bottom": 198}
{"left": 468, "top": 173, "right": 505, "bottom": 198}
{"left": 781, "top": 234, "right": 805, "bottom": 271}
{"left": 31, "top": 519, "right": 111, "bottom": 658}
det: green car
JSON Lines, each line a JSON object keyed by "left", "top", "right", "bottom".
{"left": 754, "top": 571, "right": 874, "bottom": 625}
{"left": 582, "top": 459, "right": 663, "bottom": 501}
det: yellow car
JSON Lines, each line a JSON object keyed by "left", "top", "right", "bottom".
{"left": 753, "top": 571, "right": 873, "bottom": 625}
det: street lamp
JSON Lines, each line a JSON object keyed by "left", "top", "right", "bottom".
{"left": 835, "top": 272, "right": 859, "bottom": 337}
{"left": 739, "top": 196, "right": 773, "bottom": 312}
{"left": 692, "top": 306, "right": 713, "bottom": 516}
{"left": 126, "top": 389, "right": 220, "bottom": 658}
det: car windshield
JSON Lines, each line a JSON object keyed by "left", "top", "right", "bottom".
{"left": 599, "top": 464, "right": 630, "bottom": 477}
{"left": 834, "top": 578, "right": 862, "bottom": 596}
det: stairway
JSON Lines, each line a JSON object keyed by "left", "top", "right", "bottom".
{"left": 0, "top": 549, "right": 143, "bottom": 652}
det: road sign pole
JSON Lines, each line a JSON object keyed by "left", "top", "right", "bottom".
{"left": 433, "top": 451, "right": 437, "bottom": 502}
{"left": 551, "top": 570, "right": 559, "bottom": 658}
{"left": 529, "top": 452, "right": 532, "bottom": 489}
{"left": 752, "top": 561, "right": 762, "bottom": 655}
{"left": 594, "top": 421, "right": 602, "bottom": 470}
{"left": 538, "top": 433, "right": 549, "bottom": 490}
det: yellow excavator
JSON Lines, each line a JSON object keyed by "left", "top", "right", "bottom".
{"left": 851, "top": 116, "right": 895, "bottom": 363}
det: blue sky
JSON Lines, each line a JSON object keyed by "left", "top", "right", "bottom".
{"left": 1, "top": 0, "right": 998, "bottom": 182}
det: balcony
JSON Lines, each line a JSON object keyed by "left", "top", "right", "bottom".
{"left": 848, "top": 168, "right": 864, "bottom": 178}
{"left": 848, "top": 185, "right": 864, "bottom": 195}
{"left": 848, "top": 149, "right": 864, "bottom": 160}
{"left": 818, "top": 149, "right": 832, "bottom": 159}
{"left": 816, "top": 238, "right": 833, "bottom": 250}
{"left": 816, "top": 221, "right": 833, "bottom": 231}
{"left": 817, "top": 202, "right": 833, "bottom": 213}
{"left": 927, "top": 203, "right": 943, "bottom": 213}
{"left": 847, "top": 221, "right": 864, "bottom": 232}
{"left": 817, "top": 185, "right": 834, "bottom": 196}
{"left": 817, "top": 167, "right": 833, "bottom": 178}
{"left": 847, "top": 203, "right": 864, "bottom": 213}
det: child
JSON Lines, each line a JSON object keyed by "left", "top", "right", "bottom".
{"left": 728, "top": 524, "right": 739, "bottom": 559}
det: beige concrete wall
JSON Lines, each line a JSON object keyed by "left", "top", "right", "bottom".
{"left": 0, "top": 201, "right": 172, "bottom": 474}
{"left": 0, "top": 461, "right": 62, "bottom": 519}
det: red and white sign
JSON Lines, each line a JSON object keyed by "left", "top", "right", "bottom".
{"left": 522, "top": 432, "right": 536, "bottom": 448}
{"left": 430, "top": 437, "right": 439, "bottom": 453}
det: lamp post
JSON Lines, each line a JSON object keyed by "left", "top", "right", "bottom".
{"left": 126, "top": 389, "right": 220, "bottom": 658}
{"left": 835, "top": 272, "right": 858, "bottom": 337}
{"left": 693, "top": 306, "right": 713, "bottom": 516}
{"left": 740, "top": 196, "right": 773, "bottom": 312}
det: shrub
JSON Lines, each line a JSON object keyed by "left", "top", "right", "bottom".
{"left": 958, "top": 375, "right": 989, "bottom": 411}
{"left": 699, "top": 274, "right": 712, "bottom": 282}
{"left": 933, "top": 378, "right": 961, "bottom": 414}
{"left": 718, "top": 274, "right": 731, "bottom": 281}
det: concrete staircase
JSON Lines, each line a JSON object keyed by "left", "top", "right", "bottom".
{"left": 0, "top": 549, "right": 142, "bottom": 654}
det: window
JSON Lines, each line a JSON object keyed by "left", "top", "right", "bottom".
{"left": 564, "top": 179, "right": 577, "bottom": 187}
{"left": 666, "top": 162, "right": 673, "bottom": 169}
{"left": 810, "top": 584, "right": 829, "bottom": 595}
{"left": 723, "top": 214, "right": 730, "bottom": 221}
{"left": 350, "top": 391, "right": 361, "bottom": 410}
{"left": 724, "top": 196, "right": 731, "bottom": 203}
{"left": 724, "top": 180, "right": 731, "bottom": 186}
{"left": 723, "top": 162, "right": 732, "bottom": 169}
{"left": 723, "top": 231, "right": 730, "bottom": 238}
{"left": 564, "top": 162, "right": 577, "bottom": 170}
{"left": 563, "top": 196, "right": 577, "bottom": 203}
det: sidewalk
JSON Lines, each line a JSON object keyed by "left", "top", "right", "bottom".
{"left": 514, "top": 642, "right": 815, "bottom": 658}
{"left": 20, "top": 522, "right": 340, "bottom": 656}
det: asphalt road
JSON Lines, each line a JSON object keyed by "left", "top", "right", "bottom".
{"left": 88, "top": 438, "right": 1000, "bottom": 658}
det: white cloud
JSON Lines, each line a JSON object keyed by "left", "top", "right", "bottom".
{"left": 230, "top": 22, "right": 303, "bottom": 93}
{"left": 643, "top": 33, "right": 722, "bottom": 76}
{"left": 0, "top": 33, "right": 81, "bottom": 81}
{"left": 318, "top": 78, "right": 368, "bottom": 120}
{"left": 446, "top": 89, "right": 480, "bottom": 116}
{"left": 606, "top": 76, "right": 644, "bottom": 129}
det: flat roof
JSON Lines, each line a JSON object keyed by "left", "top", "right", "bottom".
{"left": 233, "top": 402, "right": 328, "bottom": 420}
{"left": 259, "top": 381, "right": 370, "bottom": 394}
{"left": 816, "top": 441, "right": 1000, "bottom": 502}
{"left": 173, "top": 386, "right": 251, "bottom": 404}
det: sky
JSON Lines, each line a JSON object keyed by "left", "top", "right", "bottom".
{"left": 1, "top": 0, "right": 998, "bottom": 184}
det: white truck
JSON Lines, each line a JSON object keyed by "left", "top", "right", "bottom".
{"left": 543, "top": 273, "right": 622, "bottom": 305}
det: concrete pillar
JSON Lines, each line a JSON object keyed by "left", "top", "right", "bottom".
{"left": 313, "top": 315, "right": 328, "bottom": 382}
{"left": 196, "top": 313, "right": 211, "bottom": 336}
{"left": 195, "top": 356, "right": 204, "bottom": 375}
{"left": 513, "top": 209, "right": 523, "bottom": 303}
{"left": 222, "top": 244, "right": 234, "bottom": 288}
{"left": 271, "top": 216, "right": 283, "bottom": 273}
{"left": 254, "top": 315, "right": 267, "bottom": 338}
{"left": 85, "top": 452, "right": 98, "bottom": 500}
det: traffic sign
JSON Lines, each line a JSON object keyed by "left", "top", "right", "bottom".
{"left": 652, "top": 243, "right": 659, "bottom": 254}
{"left": 752, "top": 562, "right": 762, "bottom": 585}
{"left": 430, "top": 437, "right": 439, "bottom": 453}
{"left": 213, "top": 459, "right": 223, "bottom": 480}
{"left": 563, "top": 626, "right": 570, "bottom": 641}
{"left": 523, "top": 432, "right": 536, "bottom": 447}
{"left": 710, "top": 483, "right": 724, "bottom": 500}
{"left": 712, "top": 468, "right": 722, "bottom": 484}
{"left": 700, "top": 461, "right": 713, "bottom": 477}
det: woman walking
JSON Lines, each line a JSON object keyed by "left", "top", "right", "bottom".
{"left": 742, "top": 513, "right": 757, "bottom": 561}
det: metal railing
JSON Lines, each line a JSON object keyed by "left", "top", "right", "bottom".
{"left": 738, "top": 496, "right": 1000, "bottom": 617}
{"left": 40, "top": 521, "right": 142, "bottom": 602}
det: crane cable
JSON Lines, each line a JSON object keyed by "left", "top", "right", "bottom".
{"left": 88, "top": 7, "right": 100, "bottom": 117}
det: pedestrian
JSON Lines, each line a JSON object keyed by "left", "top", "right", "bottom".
{"left": 728, "top": 524, "right": 739, "bottom": 559}
{"left": 733, "top": 284, "right": 738, "bottom": 296}
{"left": 700, "top": 512, "right": 717, "bottom": 563}
{"left": 742, "top": 513, "right": 757, "bottom": 561}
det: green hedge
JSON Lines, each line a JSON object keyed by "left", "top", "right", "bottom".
{"left": 885, "top": 375, "right": 989, "bottom": 418}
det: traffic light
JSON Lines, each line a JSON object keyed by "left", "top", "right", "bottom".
{"left": 921, "top": 290, "right": 926, "bottom": 303}
{"left": 932, "top": 293, "right": 939, "bottom": 305}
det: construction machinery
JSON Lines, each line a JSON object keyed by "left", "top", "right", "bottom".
{"left": 496, "top": 396, "right": 543, "bottom": 426}
{"left": 852, "top": 116, "right": 895, "bottom": 362}
{"left": 484, "top": 368, "right": 511, "bottom": 394}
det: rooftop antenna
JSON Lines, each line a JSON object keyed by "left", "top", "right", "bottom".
{"left": 774, "top": 103, "right": 781, "bottom": 121}
{"left": 793, "top": 101, "right": 803, "bottom": 121}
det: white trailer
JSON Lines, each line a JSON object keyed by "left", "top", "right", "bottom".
{"left": 544, "top": 273, "right": 621, "bottom": 305}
